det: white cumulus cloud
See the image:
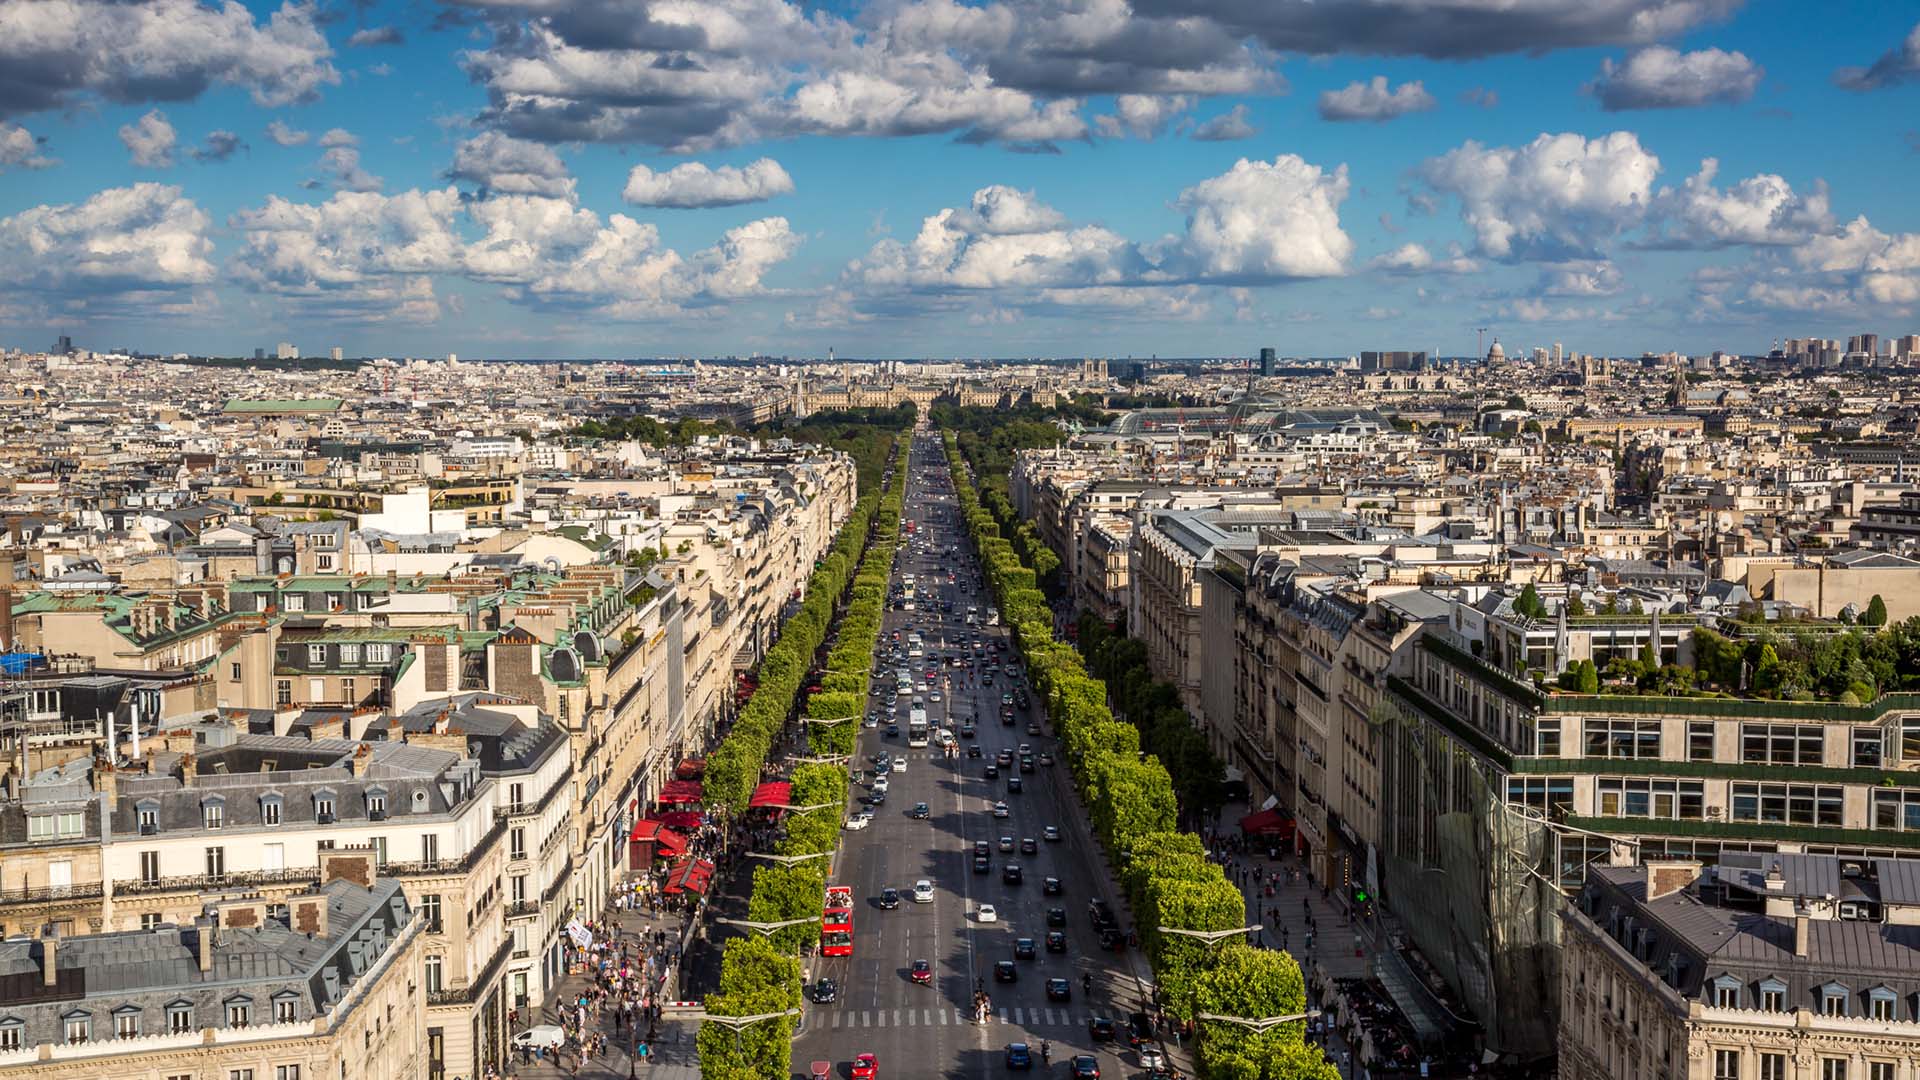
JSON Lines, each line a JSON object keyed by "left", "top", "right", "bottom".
{"left": 1419, "top": 130, "right": 1660, "bottom": 259}
{"left": 0, "top": 121, "right": 54, "bottom": 172}
{"left": 449, "top": 132, "right": 575, "bottom": 198}
{"left": 1590, "top": 46, "right": 1761, "bottom": 110}
{"left": 1173, "top": 155, "right": 1352, "bottom": 279}
{"left": 1642, "top": 158, "right": 1831, "bottom": 248}
{"left": 1191, "top": 104, "right": 1256, "bottom": 141}
{"left": 622, "top": 158, "right": 794, "bottom": 208}
{"left": 119, "top": 109, "right": 177, "bottom": 167}
{"left": 264, "top": 119, "right": 309, "bottom": 146}
{"left": 0, "top": 182, "right": 213, "bottom": 294}
{"left": 1317, "top": 77, "right": 1435, "bottom": 122}
{"left": 1094, "top": 95, "right": 1193, "bottom": 139}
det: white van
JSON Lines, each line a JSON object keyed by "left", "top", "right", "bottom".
{"left": 512, "top": 1026, "right": 567, "bottom": 1052}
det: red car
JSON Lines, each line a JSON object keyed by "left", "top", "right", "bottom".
{"left": 910, "top": 959, "right": 933, "bottom": 985}
{"left": 852, "top": 1053, "right": 878, "bottom": 1080}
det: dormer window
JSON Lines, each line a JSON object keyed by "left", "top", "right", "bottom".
{"left": 1712, "top": 975, "right": 1741, "bottom": 1009}
{"left": 1759, "top": 978, "right": 1786, "bottom": 1012}
{"left": 1868, "top": 987, "right": 1897, "bottom": 1021}
{"left": 340, "top": 643, "right": 360, "bottom": 665}
{"left": 224, "top": 995, "right": 252, "bottom": 1028}
{"left": 307, "top": 645, "right": 326, "bottom": 665}
{"left": 272, "top": 991, "right": 300, "bottom": 1024}
{"left": 202, "top": 798, "right": 225, "bottom": 830}
{"left": 137, "top": 803, "right": 160, "bottom": 835}
{"left": 315, "top": 792, "right": 336, "bottom": 824}
{"left": 260, "top": 794, "right": 283, "bottom": 826}
{"left": 0, "top": 1017, "right": 23, "bottom": 1051}
{"left": 112, "top": 1005, "right": 141, "bottom": 1039}
{"left": 367, "top": 790, "right": 387, "bottom": 821}
{"left": 62, "top": 1009, "right": 90, "bottom": 1044}
{"left": 1821, "top": 984, "right": 1850, "bottom": 1017}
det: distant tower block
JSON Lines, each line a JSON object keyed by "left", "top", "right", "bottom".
{"left": 1259, "top": 347, "right": 1277, "bottom": 376}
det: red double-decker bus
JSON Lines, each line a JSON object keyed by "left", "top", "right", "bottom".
{"left": 822, "top": 885, "right": 854, "bottom": 957}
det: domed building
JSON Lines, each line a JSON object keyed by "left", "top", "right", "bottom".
{"left": 1486, "top": 338, "right": 1506, "bottom": 364}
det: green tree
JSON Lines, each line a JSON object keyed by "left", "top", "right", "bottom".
{"left": 1566, "top": 594, "right": 1587, "bottom": 617}
{"left": 1866, "top": 594, "right": 1889, "bottom": 627}
{"left": 1514, "top": 582, "right": 1546, "bottom": 620}
{"left": 1577, "top": 659, "right": 1600, "bottom": 694}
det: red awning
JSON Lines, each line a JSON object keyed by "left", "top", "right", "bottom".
{"left": 629, "top": 819, "right": 663, "bottom": 843}
{"left": 1239, "top": 808, "right": 1294, "bottom": 835}
{"left": 674, "top": 759, "right": 706, "bottom": 780}
{"left": 654, "top": 827, "right": 689, "bottom": 855}
{"left": 664, "top": 857, "right": 716, "bottom": 895}
{"left": 748, "top": 781, "right": 792, "bottom": 809}
{"left": 649, "top": 810, "right": 704, "bottom": 831}
{"left": 660, "top": 779, "right": 704, "bottom": 803}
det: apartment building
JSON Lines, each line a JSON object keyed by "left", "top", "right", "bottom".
{"left": 0, "top": 864, "right": 423, "bottom": 1080}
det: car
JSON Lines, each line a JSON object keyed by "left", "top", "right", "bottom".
{"left": 1014, "top": 937, "right": 1037, "bottom": 959}
{"left": 1005, "top": 1043, "right": 1033, "bottom": 1070}
{"left": 912, "top": 879, "right": 935, "bottom": 903}
{"left": 1045, "top": 930, "right": 1067, "bottom": 953}
{"left": 973, "top": 855, "right": 991, "bottom": 874}
{"left": 993, "top": 960, "right": 1018, "bottom": 983}
{"left": 846, "top": 812, "right": 873, "bottom": 830}
{"left": 1020, "top": 837, "right": 1037, "bottom": 854}
{"left": 1027, "top": 723, "right": 1042, "bottom": 736}
{"left": 961, "top": 724, "right": 976, "bottom": 738}
{"left": 879, "top": 887, "right": 901, "bottom": 909}
{"left": 1002, "top": 864, "right": 1024, "bottom": 885}
{"left": 1046, "top": 907, "right": 1068, "bottom": 927}
{"left": 1090, "top": 899, "right": 1117, "bottom": 929}
{"left": 885, "top": 724, "right": 900, "bottom": 738}
{"left": 1128, "top": 1012, "right": 1155, "bottom": 1047}
{"left": 852, "top": 1053, "right": 879, "bottom": 1080}
{"left": 810, "top": 976, "right": 839, "bottom": 1003}
{"left": 1043, "top": 877, "right": 1062, "bottom": 896}
{"left": 1039, "top": 752, "right": 1055, "bottom": 766}
{"left": 999, "top": 835, "right": 1015, "bottom": 851}
{"left": 1017, "top": 743, "right": 1030, "bottom": 755}
{"left": 1139, "top": 1048, "right": 1167, "bottom": 1071}
{"left": 1007, "top": 777, "right": 1023, "bottom": 793}
{"left": 1089, "top": 1016, "right": 1116, "bottom": 1042}
{"left": 1046, "top": 977, "right": 1072, "bottom": 1001}
{"left": 910, "top": 959, "right": 933, "bottom": 985}
{"left": 872, "top": 778, "right": 889, "bottom": 795}
{"left": 993, "top": 801, "right": 1010, "bottom": 818}
{"left": 930, "top": 692, "right": 942, "bottom": 703}
{"left": 1099, "top": 928, "right": 1125, "bottom": 951}
{"left": 511, "top": 1025, "right": 567, "bottom": 1052}
{"left": 976, "top": 904, "right": 998, "bottom": 923}
{"left": 1069, "top": 1055, "right": 1101, "bottom": 1079}
{"left": 1043, "top": 825, "right": 1061, "bottom": 842}
{"left": 1020, "top": 757, "right": 1035, "bottom": 774}
{"left": 984, "top": 764, "right": 999, "bottom": 779}
{"left": 968, "top": 744, "right": 983, "bottom": 758}
{"left": 973, "top": 840, "right": 992, "bottom": 858}
{"left": 864, "top": 714, "right": 879, "bottom": 728}
{"left": 893, "top": 758, "right": 908, "bottom": 773}
{"left": 998, "top": 749, "right": 1014, "bottom": 765}
{"left": 908, "top": 802, "right": 930, "bottom": 819}
{"left": 865, "top": 790, "right": 887, "bottom": 806}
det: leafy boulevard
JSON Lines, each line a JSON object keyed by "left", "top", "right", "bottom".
{"left": 944, "top": 428, "right": 1338, "bottom": 1080}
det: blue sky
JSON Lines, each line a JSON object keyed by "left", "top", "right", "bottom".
{"left": 0, "top": 0, "right": 1917, "bottom": 360}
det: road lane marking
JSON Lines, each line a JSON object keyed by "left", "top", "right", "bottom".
{"left": 938, "top": 1008, "right": 949, "bottom": 1025}
{"left": 860, "top": 1010, "right": 870, "bottom": 1027}
{"left": 998, "top": 1008, "right": 1008, "bottom": 1023}
{"left": 894, "top": 1009, "right": 903, "bottom": 1027}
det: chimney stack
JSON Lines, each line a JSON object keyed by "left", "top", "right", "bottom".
{"left": 180, "top": 753, "right": 198, "bottom": 785}
{"left": 40, "top": 935, "right": 57, "bottom": 987}
{"left": 1794, "top": 913, "right": 1811, "bottom": 958}
{"left": 0, "top": 551, "right": 15, "bottom": 653}
{"left": 196, "top": 917, "right": 214, "bottom": 973}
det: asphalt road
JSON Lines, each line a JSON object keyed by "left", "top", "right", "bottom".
{"left": 792, "top": 431, "right": 1157, "bottom": 1080}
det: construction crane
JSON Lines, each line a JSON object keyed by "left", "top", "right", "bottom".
{"left": 1475, "top": 327, "right": 1491, "bottom": 359}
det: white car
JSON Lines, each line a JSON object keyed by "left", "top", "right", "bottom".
{"left": 846, "top": 812, "right": 873, "bottom": 830}
{"left": 930, "top": 692, "right": 942, "bottom": 703}
{"left": 975, "top": 904, "right": 998, "bottom": 923}
{"left": 892, "top": 758, "right": 907, "bottom": 773}
{"left": 992, "top": 801, "right": 1010, "bottom": 818}
{"left": 912, "top": 879, "right": 936, "bottom": 903}
{"left": 872, "top": 778, "right": 889, "bottom": 795}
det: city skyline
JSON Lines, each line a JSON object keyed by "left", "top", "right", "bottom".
{"left": 0, "top": 1, "right": 1917, "bottom": 359}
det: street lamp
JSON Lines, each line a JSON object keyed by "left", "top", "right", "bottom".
{"left": 1197, "top": 1009, "right": 1322, "bottom": 1034}
{"left": 696, "top": 1008, "right": 805, "bottom": 1066}
{"left": 1158, "top": 925, "right": 1263, "bottom": 946}
{"left": 786, "top": 753, "right": 851, "bottom": 765}
{"left": 760, "top": 801, "right": 840, "bottom": 814}
{"left": 799, "top": 714, "right": 858, "bottom": 727}
{"left": 715, "top": 915, "right": 822, "bottom": 937}
{"left": 744, "top": 850, "right": 834, "bottom": 867}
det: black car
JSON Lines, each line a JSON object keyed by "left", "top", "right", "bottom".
{"left": 1027, "top": 722, "right": 1041, "bottom": 736}
{"left": 1020, "top": 757, "right": 1035, "bottom": 774}
{"left": 961, "top": 724, "right": 976, "bottom": 738}
{"left": 1070, "top": 1055, "right": 1101, "bottom": 1079}
{"left": 1020, "top": 837, "right": 1037, "bottom": 854}
{"left": 1039, "top": 753, "right": 1055, "bottom": 766}
{"left": 1003, "top": 864, "right": 1024, "bottom": 885}
{"left": 1014, "top": 937, "right": 1037, "bottom": 959}
{"left": 1006, "top": 776, "right": 1023, "bottom": 793}
{"left": 879, "top": 887, "right": 901, "bottom": 909}
{"left": 1089, "top": 1016, "right": 1116, "bottom": 1042}
{"left": 1043, "top": 877, "right": 1062, "bottom": 896}
{"left": 1001, "top": 711, "right": 1014, "bottom": 725}
{"left": 810, "top": 977, "right": 838, "bottom": 1003}
{"left": 1045, "top": 930, "right": 1067, "bottom": 953}
{"left": 984, "top": 763, "right": 999, "bottom": 779}
{"left": 974, "top": 855, "right": 991, "bottom": 874}
{"left": 908, "top": 802, "right": 931, "bottom": 819}
{"left": 1005, "top": 1043, "right": 1033, "bottom": 1070}
{"left": 967, "top": 744, "right": 983, "bottom": 758}
{"left": 885, "top": 724, "right": 900, "bottom": 738}
{"left": 1089, "top": 899, "right": 1117, "bottom": 929}
{"left": 1128, "top": 1012, "right": 1154, "bottom": 1047}
{"left": 973, "top": 840, "right": 992, "bottom": 858}
{"left": 1045, "top": 977, "right": 1072, "bottom": 1001}
{"left": 1046, "top": 907, "right": 1068, "bottom": 927}
{"left": 866, "top": 790, "right": 886, "bottom": 805}
{"left": 994, "top": 960, "right": 1018, "bottom": 983}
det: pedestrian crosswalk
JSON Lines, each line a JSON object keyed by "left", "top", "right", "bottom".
{"left": 822, "top": 1006, "right": 1104, "bottom": 1029}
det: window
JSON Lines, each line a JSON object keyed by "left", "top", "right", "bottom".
{"left": 231, "top": 662, "right": 242, "bottom": 681}
{"left": 277, "top": 1067, "right": 301, "bottom": 1080}
{"left": 138, "top": 805, "right": 159, "bottom": 834}
{"left": 283, "top": 593, "right": 305, "bottom": 613}
{"left": 366, "top": 643, "right": 391, "bottom": 663}
{"left": 27, "top": 811, "right": 84, "bottom": 840}
{"left": 315, "top": 794, "right": 335, "bottom": 823}
{"left": 142, "top": 912, "right": 163, "bottom": 930}
{"left": 1741, "top": 724, "right": 1824, "bottom": 765}
{"left": 1584, "top": 718, "right": 1663, "bottom": 759}
{"left": 1821, "top": 986, "right": 1849, "bottom": 1016}
{"left": 511, "top": 874, "right": 527, "bottom": 903}
{"left": 1868, "top": 988, "right": 1897, "bottom": 1021}
{"left": 202, "top": 800, "right": 225, "bottom": 829}
{"left": 1872, "top": 789, "right": 1920, "bottom": 832}
{"left": 1761, "top": 1056, "right": 1786, "bottom": 1080}
{"left": 0, "top": 1022, "right": 18, "bottom": 1051}
{"left": 140, "top": 850, "right": 161, "bottom": 883}
{"left": 339, "top": 643, "right": 360, "bottom": 665}
{"left": 341, "top": 677, "right": 355, "bottom": 703}
{"left": 1689, "top": 721, "right": 1715, "bottom": 762}
{"left": 1759, "top": 979, "right": 1786, "bottom": 1012}
{"left": 510, "top": 827, "right": 527, "bottom": 860}
{"left": 369, "top": 836, "right": 387, "bottom": 866}
{"left": 1870, "top": 1064, "right": 1894, "bottom": 1080}
{"left": 1823, "top": 1061, "right": 1847, "bottom": 1080}
{"left": 261, "top": 797, "right": 281, "bottom": 826}
{"left": 274, "top": 995, "right": 299, "bottom": 1023}
{"left": 1854, "top": 727, "right": 1884, "bottom": 768}
{"left": 64, "top": 1012, "right": 91, "bottom": 1044}
{"left": 205, "top": 846, "right": 226, "bottom": 878}
{"left": 1712, "top": 977, "right": 1741, "bottom": 1009}
{"left": 168, "top": 1002, "right": 194, "bottom": 1033}
{"left": 308, "top": 645, "right": 327, "bottom": 665}
{"left": 1905, "top": 717, "right": 1920, "bottom": 762}
{"left": 421, "top": 834, "right": 439, "bottom": 864}
{"left": 1715, "top": 1050, "right": 1741, "bottom": 1080}
{"left": 368, "top": 793, "right": 386, "bottom": 820}
{"left": 276, "top": 681, "right": 292, "bottom": 706}
{"left": 421, "top": 894, "right": 442, "bottom": 932}
{"left": 425, "top": 955, "right": 443, "bottom": 994}
{"left": 1534, "top": 718, "right": 1561, "bottom": 756}
{"left": 509, "top": 783, "right": 526, "bottom": 813}
{"left": 1597, "top": 777, "right": 1707, "bottom": 820}
{"left": 226, "top": 997, "right": 252, "bottom": 1027}
{"left": 230, "top": 1071, "right": 255, "bottom": 1080}
{"left": 1730, "top": 783, "right": 1845, "bottom": 827}
{"left": 115, "top": 1008, "right": 141, "bottom": 1038}
{"left": 1505, "top": 777, "right": 1574, "bottom": 816}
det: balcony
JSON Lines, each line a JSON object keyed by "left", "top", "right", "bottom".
{"left": 0, "top": 881, "right": 106, "bottom": 905}
{"left": 504, "top": 900, "right": 539, "bottom": 920}
{"left": 116, "top": 867, "right": 319, "bottom": 896}
{"left": 426, "top": 936, "right": 513, "bottom": 1007}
